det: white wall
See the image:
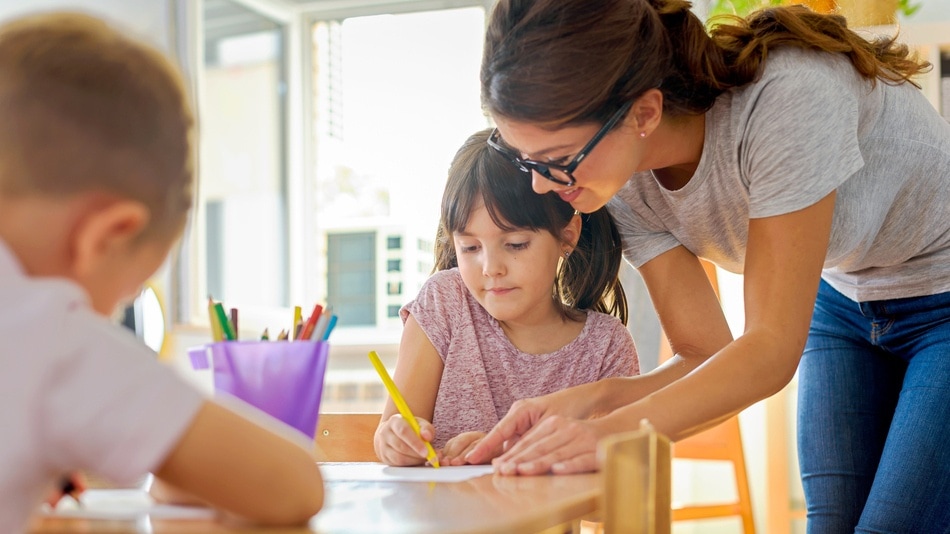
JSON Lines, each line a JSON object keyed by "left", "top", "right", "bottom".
{"left": 0, "top": 0, "right": 173, "bottom": 52}
{"left": 905, "top": 0, "right": 950, "bottom": 23}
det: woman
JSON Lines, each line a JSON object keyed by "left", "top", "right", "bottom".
{"left": 463, "top": 0, "right": 950, "bottom": 531}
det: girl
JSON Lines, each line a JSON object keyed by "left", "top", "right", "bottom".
{"left": 373, "top": 129, "right": 639, "bottom": 466}
{"left": 467, "top": 0, "right": 950, "bottom": 532}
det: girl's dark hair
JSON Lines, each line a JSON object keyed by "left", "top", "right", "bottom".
{"left": 435, "top": 129, "right": 628, "bottom": 324}
{"left": 482, "top": 0, "right": 930, "bottom": 124}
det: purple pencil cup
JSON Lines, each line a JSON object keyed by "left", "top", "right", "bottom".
{"left": 187, "top": 341, "right": 329, "bottom": 439}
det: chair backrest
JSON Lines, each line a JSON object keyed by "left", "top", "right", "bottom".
{"left": 314, "top": 412, "right": 381, "bottom": 462}
{"left": 599, "top": 422, "right": 672, "bottom": 534}
{"left": 657, "top": 259, "right": 756, "bottom": 533}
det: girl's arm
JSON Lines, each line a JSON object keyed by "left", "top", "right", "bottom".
{"left": 150, "top": 400, "right": 324, "bottom": 526}
{"left": 469, "top": 192, "right": 835, "bottom": 473}
{"left": 373, "top": 314, "right": 445, "bottom": 466}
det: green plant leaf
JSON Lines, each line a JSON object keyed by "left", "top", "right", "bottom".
{"left": 897, "top": 0, "right": 923, "bottom": 17}
{"left": 708, "top": 0, "right": 787, "bottom": 18}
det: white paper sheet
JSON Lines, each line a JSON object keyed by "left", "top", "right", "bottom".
{"left": 41, "top": 489, "right": 215, "bottom": 520}
{"left": 319, "top": 462, "right": 495, "bottom": 483}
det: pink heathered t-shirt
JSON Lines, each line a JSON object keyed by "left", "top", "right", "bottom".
{"left": 400, "top": 268, "right": 639, "bottom": 449}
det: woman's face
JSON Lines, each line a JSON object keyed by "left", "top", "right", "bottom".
{"left": 492, "top": 113, "right": 641, "bottom": 213}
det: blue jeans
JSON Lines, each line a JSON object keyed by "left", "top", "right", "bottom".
{"left": 798, "top": 280, "right": 950, "bottom": 533}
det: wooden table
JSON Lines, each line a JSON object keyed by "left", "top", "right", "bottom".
{"left": 29, "top": 467, "right": 601, "bottom": 533}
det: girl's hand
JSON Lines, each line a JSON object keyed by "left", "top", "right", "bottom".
{"left": 374, "top": 413, "right": 437, "bottom": 466}
{"left": 442, "top": 432, "right": 502, "bottom": 465}
{"left": 489, "top": 415, "right": 613, "bottom": 475}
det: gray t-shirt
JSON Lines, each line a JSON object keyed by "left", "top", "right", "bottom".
{"left": 608, "top": 47, "right": 950, "bottom": 302}
{"left": 400, "top": 268, "right": 639, "bottom": 448}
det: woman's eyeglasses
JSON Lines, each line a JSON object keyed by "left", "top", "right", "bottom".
{"left": 487, "top": 100, "right": 633, "bottom": 187}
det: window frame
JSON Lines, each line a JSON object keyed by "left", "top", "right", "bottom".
{"left": 174, "top": 0, "right": 492, "bottom": 341}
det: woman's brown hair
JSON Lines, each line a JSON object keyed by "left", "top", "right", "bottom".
{"left": 435, "top": 129, "right": 629, "bottom": 324}
{"left": 482, "top": 0, "right": 930, "bottom": 124}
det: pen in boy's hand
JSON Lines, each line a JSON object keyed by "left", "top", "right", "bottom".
{"left": 47, "top": 475, "right": 84, "bottom": 508}
{"left": 61, "top": 479, "right": 83, "bottom": 506}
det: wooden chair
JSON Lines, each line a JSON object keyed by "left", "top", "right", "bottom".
{"left": 661, "top": 260, "right": 755, "bottom": 533}
{"left": 670, "top": 416, "right": 755, "bottom": 532}
{"left": 599, "top": 421, "right": 672, "bottom": 534}
{"left": 314, "top": 412, "right": 381, "bottom": 462}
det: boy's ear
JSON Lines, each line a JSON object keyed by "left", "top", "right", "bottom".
{"left": 71, "top": 199, "right": 150, "bottom": 278}
{"left": 562, "top": 212, "right": 582, "bottom": 253}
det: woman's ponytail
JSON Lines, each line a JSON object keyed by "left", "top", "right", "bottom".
{"left": 710, "top": 5, "right": 930, "bottom": 88}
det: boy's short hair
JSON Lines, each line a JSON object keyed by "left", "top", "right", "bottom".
{"left": 0, "top": 11, "right": 194, "bottom": 240}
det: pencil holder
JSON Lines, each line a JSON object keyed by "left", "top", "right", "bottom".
{"left": 187, "top": 341, "right": 329, "bottom": 439}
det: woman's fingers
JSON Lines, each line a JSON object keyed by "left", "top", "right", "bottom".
{"left": 549, "top": 451, "right": 599, "bottom": 475}
{"left": 465, "top": 399, "right": 547, "bottom": 464}
{"left": 456, "top": 438, "right": 488, "bottom": 465}
{"left": 492, "top": 416, "right": 601, "bottom": 476}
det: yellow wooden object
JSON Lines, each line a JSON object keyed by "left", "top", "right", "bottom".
{"left": 599, "top": 422, "right": 672, "bottom": 534}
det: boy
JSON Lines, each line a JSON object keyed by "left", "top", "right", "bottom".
{"left": 0, "top": 11, "right": 323, "bottom": 533}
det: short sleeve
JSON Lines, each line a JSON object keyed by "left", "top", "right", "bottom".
{"left": 43, "top": 316, "right": 204, "bottom": 484}
{"left": 607, "top": 189, "right": 681, "bottom": 268}
{"left": 593, "top": 314, "right": 640, "bottom": 379}
{"left": 400, "top": 269, "right": 467, "bottom": 361}
{"left": 740, "top": 67, "right": 865, "bottom": 218}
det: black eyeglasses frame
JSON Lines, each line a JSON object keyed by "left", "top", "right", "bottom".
{"left": 487, "top": 100, "right": 634, "bottom": 187}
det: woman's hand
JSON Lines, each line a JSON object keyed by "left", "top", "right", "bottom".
{"left": 374, "top": 413, "right": 437, "bottom": 467}
{"left": 441, "top": 431, "right": 502, "bottom": 465}
{"left": 492, "top": 415, "right": 614, "bottom": 476}
{"left": 464, "top": 386, "right": 600, "bottom": 466}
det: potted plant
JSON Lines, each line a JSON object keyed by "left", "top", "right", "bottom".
{"left": 707, "top": 0, "right": 922, "bottom": 26}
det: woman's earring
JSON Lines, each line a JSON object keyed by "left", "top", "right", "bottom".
{"left": 640, "top": 131, "right": 647, "bottom": 138}
{"left": 564, "top": 251, "right": 571, "bottom": 259}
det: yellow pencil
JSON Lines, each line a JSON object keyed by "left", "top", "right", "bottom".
{"left": 292, "top": 305, "right": 302, "bottom": 340}
{"left": 367, "top": 351, "right": 440, "bottom": 468}
{"left": 207, "top": 297, "right": 224, "bottom": 342}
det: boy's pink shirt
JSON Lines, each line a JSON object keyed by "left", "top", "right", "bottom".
{"left": 401, "top": 268, "right": 639, "bottom": 449}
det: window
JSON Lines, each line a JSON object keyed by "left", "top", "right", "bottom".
{"left": 198, "top": 0, "right": 288, "bottom": 310}
{"left": 185, "top": 1, "right": 488, "bottom": 346}
{"left": 387, "top": 281, "right": 402, "bottom": 296}
{"left": 327, "top": 232, "right": 376, "bottom": 326}
{"left": 308, "top": 6, "right": 489, "bottom": 343}
{"left": 183, "top": 1, "right": 493, "bottom": 412}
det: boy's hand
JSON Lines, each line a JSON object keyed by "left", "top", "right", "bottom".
{"left": 374, "top": 414, "right": 437, "bottom": 466}
{"left": 45, "top": 472, "right": 86, "bottom": 508}
{"left": 441, "top": 431, "right": 502, "bottom": 465}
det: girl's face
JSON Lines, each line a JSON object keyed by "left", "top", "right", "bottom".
{"left": 453, "top": 200, "right": 567, "bottom": 326}
{"left": 492, "top": 114, "right": 641, "bottom": 214}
